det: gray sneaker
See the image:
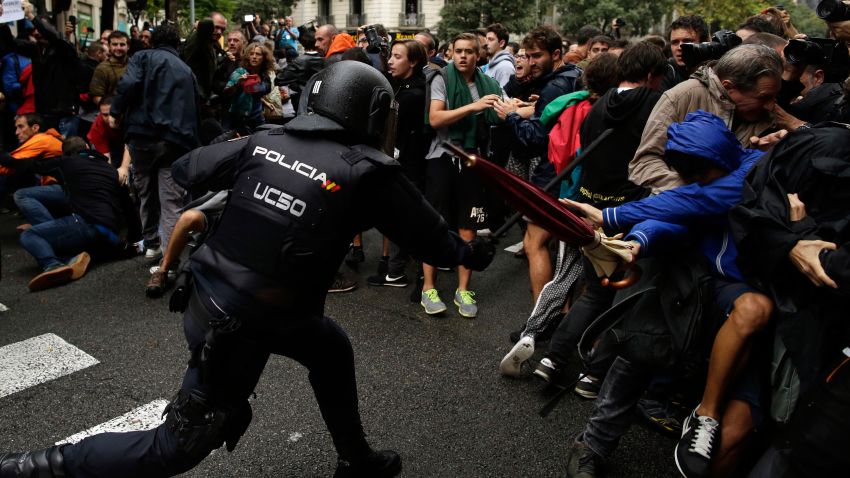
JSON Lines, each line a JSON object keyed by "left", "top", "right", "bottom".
{"left": 454, "top": 289, "right": 478, "bottom": 318}
{"left": 420, "top": 288, "right": 447, "bottom": 315}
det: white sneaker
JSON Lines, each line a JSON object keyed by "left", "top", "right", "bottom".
{"left": 499, "top": 336, "right": 535, "bottom": 377}
{"left": 144, "top": 247, "right": 162, "bottom": 260}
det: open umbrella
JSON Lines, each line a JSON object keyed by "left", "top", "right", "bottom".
{"left": 442, "top": 142, "right": 639, "bottom": 289}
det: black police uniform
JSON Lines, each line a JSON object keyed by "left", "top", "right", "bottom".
{"left": 51, "top": 130, "right": 484, "bottom": 478}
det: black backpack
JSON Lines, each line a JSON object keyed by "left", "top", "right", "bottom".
{"left": 578, "top": 253, "right": 718, "bottom": 373}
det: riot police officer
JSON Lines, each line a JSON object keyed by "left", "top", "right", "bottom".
{"left": 0, "top": 61, "right": 495, "bottom": 478}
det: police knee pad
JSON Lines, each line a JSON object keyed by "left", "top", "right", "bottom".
{"left": 163, "top": 390, "right": 252, "bottom": 460}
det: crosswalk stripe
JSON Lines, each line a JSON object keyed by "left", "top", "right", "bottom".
{"left": 0, "top": 333, "right": 99, "bottom": 399}
{"left": 57, "top": 399, "right": 169, "bottom": 445}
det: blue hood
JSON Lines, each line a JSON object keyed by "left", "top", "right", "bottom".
{"left": 665, "top": 110, "right": 746, "bottom": 172}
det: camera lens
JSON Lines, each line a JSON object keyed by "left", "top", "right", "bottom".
{"left": 818, "top": 0, "right": 850, "bottom": 22}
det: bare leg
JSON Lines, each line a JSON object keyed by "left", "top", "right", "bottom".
{"left": 711, "top": 400, "right": 754, "bottom": 477}
{"left": 524, "top": 222, "right": 553, "bottom": 302}
{"left": 457, "top": 228, "right": 475, "bottom": 291}
{"left": 697, "top": 293, "right": 772, "bottom": 420}
{"left": 422, "top": 263, "right": 438, "bottom": 291}
{"left": 382, "top": 236, "right": 390, "bottom": 257}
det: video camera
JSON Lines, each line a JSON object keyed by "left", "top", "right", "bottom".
{"left": 680, "top": 30, "right": 742, "bottom": 68}
{"left": 785, "top": 37, "right": 850, "bottom": 82}
{"left": 363, "top": 24, "right": 388, "bottom": 56}
{"left": 817, "top": 0, "right": 850, "bottom": 22}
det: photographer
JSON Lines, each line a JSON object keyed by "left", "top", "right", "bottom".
{"left": 662, "top": 15, "right": 710, "bottom": 92}
{"left": 356, "top": 24, "right": 390, "bottom": 72}
{"left": 782, "top": 37, "right": 850, "bottom": 124}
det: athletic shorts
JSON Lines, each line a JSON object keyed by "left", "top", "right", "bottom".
{"left": 425, "top": 153, "right": 487, "bottom": 230}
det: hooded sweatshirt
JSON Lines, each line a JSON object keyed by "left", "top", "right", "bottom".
{"left": 486, "top": 49, "right": 515, "bottom": 87}
{"left": 577, "top": 86, "right": 660, "bottom": 208}
{"left": 602, "top": 110, "right": 764, "bottom": 280}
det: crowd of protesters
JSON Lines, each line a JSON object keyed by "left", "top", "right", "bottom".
{"left": 0, "top": 1, "right": 848, "bottom": 476}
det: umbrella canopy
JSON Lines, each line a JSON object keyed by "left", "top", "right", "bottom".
{"left": 443, "top": 143, "right": 595, "bottom": 246}
{"left": 444, "top": 142, "right": 640, "bottom": 289}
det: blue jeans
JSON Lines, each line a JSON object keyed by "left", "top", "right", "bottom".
{"left": 13, "top": 184, "right": 70, "bottom": 225}
{"left": 19, "top": 214, "right": 99, "bottom": 270}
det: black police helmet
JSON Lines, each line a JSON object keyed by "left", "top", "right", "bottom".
{"left": 286, "top": 61, "right": 396, "bottom": 148}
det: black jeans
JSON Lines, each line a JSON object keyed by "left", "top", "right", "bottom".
{"left": 61, "top": 286, "right": 365, "bottom": 477}
{"left": 582, "top": 356, "right": 651, "bottom": 458}
{"left": 546, "top": 256, "right": 618, "bottom": 368}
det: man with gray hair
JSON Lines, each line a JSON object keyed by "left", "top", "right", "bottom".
{"left": 630, "top": 44, "right": 783, "bottom": 193}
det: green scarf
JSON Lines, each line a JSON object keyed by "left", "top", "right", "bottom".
{"left": 444, "top": 63, "right": 502, "bottom": 150}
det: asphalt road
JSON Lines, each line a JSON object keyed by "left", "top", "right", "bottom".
{"left": 0, "top": 216, "right": 679, "bottom": 478}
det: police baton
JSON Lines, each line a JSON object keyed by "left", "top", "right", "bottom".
{"left": 486, "top": 127, "right": 615, "bottom": 243}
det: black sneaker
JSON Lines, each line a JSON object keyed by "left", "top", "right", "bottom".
{"left": 367, "top": 274, "right": 410, "bottom": 287}
{"left": 533, "top": 357, "right": 560, "bottom": 384}
{"left": 334, "top": 449, "right": 401, "bottom": 478}
{"left": 329, "top": 273, "right": 357, "bottom": 293}
{"left": 636, "top": 397, "right": 685, "bottom": 437}
{"left": 675, "top": 407, "right": 719, "bottom": 478}
{"left": 573, "top": 374, "right": 601, "bottom": 400}
{"left": 566, "top": 436, "right": 602, "bottom": 478}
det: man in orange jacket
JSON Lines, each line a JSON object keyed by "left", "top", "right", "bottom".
{"left": 6, "top": 113, "right": 65, "bottom": 228}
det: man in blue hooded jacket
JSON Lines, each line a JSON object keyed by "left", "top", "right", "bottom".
{"left": 562, "top": 111, "right": 774, "bottom": 478}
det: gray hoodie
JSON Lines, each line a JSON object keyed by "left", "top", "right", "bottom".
{"left": 486, "top": 49, "right": 516, "bottom": 88}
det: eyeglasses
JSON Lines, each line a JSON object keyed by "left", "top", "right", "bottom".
{"left": 515, "top": 54, "right": 528, "bottom": 60}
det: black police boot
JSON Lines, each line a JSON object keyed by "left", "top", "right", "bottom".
{"left": 0, "top": 446, "right": 67, "bottom": 478}
{"left": 333, "top": 449, "right": 401, "bottom": 478}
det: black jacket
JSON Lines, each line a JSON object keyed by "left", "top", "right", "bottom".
{"left": 577, "top": 87, "right": 659, "bottom": 208}
{"left": 32, "top": 18, "right": 80, "bottom": 117}
{"left": 393, "top": 72, "right": 427, "bottom": 188}
{"left": 660, "top": 59, "right": 689, "bottom": 93}
{"left": 505, "top": 63, "right": 581, "bottom": 157}
{"left": 2, "top": 150, "right": 141, "bottom": 240}
{"left": 111, "top": 45, "right": 200, "bottom": 151}
{"left": 729, "top": 124, "right": 850, "bottom": 390}
{"left": 786, "top": 83, "right": 843, "bottom": 124}
{"left": 277, "top": 52, "right": 324, "bottom": 110}
{"left": 180, "top": 20, "right": 221, "bottom": 101}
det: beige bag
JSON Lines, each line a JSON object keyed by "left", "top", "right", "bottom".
{"left": 262, "top": 71, "right": 284, "bottom": 120}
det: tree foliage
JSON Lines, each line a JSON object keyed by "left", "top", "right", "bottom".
{"left": 553, "top": 0, "right": 675, "bottom": 38}
{"left": 674, "top": 0, "right": 769, "bottom": 31}
{"left": 436, "top": 0, "right": 537, "bottom": 41}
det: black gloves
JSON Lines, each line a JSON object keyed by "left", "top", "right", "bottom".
{"left": 462, "top": 236, "right": 495, "bottom": 271}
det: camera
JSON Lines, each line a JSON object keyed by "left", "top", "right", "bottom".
{"left": 785, "top": 38, "right": 850, "bottom": 82}
{"left": 680, "top": 30, "right": 742, "bottom": 68}
{"left": 244, "top": 14, "right": 255, "bottom": 23}
{"left": 817, "top": 0, "right": 850, "bottom": 22}
{"left": 363, "top": 25, "right": 388, "bottom": 55}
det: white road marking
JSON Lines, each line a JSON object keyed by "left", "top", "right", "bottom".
{"left": 0, "top": 333, "right": 99, "bottom": 398}
{"left": 288, "top": 432, "right": 303, "bottom": 442}
{"left": 57, "top": 399, "right": 169, "bottom": 445}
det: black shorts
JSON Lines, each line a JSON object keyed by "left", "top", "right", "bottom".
{"left": 425, "top": 153, "right": 487, "bottom": 230}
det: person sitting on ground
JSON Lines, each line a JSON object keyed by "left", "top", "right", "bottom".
{"left": 562, "top": 111, "right": 773, "bottom": 478}
{"left": 5, "top": 136, "right": 141, "bottom": 291}
{"left": 3, "top": 113, "right": 63, "bottom": 217}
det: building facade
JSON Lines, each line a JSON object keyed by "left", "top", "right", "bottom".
{"left": 290, "top": 0, "right": 445, "bottom": 34}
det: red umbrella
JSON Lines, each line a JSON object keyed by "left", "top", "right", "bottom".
{"left": 442, "top": 142, "right": 639, "bottom": 289}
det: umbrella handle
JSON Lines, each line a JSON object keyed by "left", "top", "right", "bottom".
{"left": 601, "top": 264, "right": 642, "bottom": 289}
